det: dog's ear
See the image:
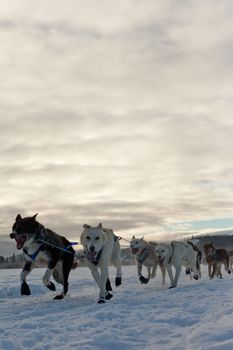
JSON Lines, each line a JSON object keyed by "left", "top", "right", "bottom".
{"left": 16, "top": 214, "right": 22, "bottom": 221}
{"left": 32, "top": 213, "right": 38, "bottom": 221}
{"left": 83, "top": 224, "right": 91, "bottom": 229}
{"left": 97, "top": 223, "right": 103, "bottom": 229}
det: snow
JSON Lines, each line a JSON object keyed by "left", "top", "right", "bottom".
{"left": 1, "top": 265, "right": 233, "bottom": 350}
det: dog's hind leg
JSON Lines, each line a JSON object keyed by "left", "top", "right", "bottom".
{"left": 173, "top": 266, "right": 182, "bottom": 287}
{"left": 20, "top": 261, "right": 35, "bottom": 296}
{"left": 112, "top": 241, "right": 122, "bottom": 287}
{"left": 54, "top": 255, "right": 74, "bottom": 300}
{"left": 223, "top": 256, "right": 231, "bottom": 274}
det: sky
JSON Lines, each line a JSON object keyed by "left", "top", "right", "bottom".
{"left": 1, "top": 0, "right": 233, "bottom": 256}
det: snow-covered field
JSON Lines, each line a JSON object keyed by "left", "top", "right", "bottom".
{"left": 1, "top": 264, "right": 233, "bottom": 350}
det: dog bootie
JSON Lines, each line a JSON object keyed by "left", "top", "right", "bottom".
{"left": 98, "top": 298, "right": 106, "bottom": 304}
{"left": 115, "top": 276, "right": 122, "bottom": 287}
{"left": 139, "top": 275, "right": 149, "bottom": 284}
{"left": 47, "top": 281, "right": 56, "bottom": 291}
{"left": 106, "top": 278, "right": 113, "bottom": 291}
{"left": 21, "top": 281, "right": 31, "bottom": 296}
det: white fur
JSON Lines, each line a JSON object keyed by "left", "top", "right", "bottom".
{"left": 130, "top": 236, "right": 166, "bottom": 285}
{"left": 154, "top": 241, "right": 199, "bottom": 288}
{"left": 80, "top": 223, "right": 122, "bottom": 303}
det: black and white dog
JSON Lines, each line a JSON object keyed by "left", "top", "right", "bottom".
{"left": 10, "top": 213, "right": 76, "bottom": 299}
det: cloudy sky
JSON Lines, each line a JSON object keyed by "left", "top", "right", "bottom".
{"left": 1, "top": 0, "right": 233, "bottom": 256}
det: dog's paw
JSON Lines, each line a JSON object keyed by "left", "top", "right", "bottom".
{"left": 228, "top": 270, "right": 231, "bottom": 274}
{"left": 21, "top": 282, "right": 31, "bottom": 296}
{"left": 105, "top": 292, "right": 113, "bottom": 300}
{"left": 53, "top": 294, "right": 64, "bottom": 300}
{"left": 139, "top": 275, "right": 149, "bottom": 284}
{"left": 98, "top": 298, "right": 106, "bottom": 304}
{"left": 169, "top": 285, "right": 175, "bottom": 289}
{"left": 193, "top": 275, "right": 198, "bottom": 280}
{"left": 185, "top": 268, "right": 191, "bottom": 275}
{"left": 115, "top": 276, "right": 122, "bottom": 287}
{"left": 47, "top": 281, "right": 56, "bottom": 291}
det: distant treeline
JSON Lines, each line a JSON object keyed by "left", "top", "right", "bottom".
{"left": 0, "top": 247, "right": 135, "bottom": 269}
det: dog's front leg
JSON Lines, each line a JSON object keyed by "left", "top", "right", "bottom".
{"left": 151, "top": 262, "right": 157, "bottom": 278}
{"left": 20, "top": 261, "right": 35, "bottom": 296}
{"left": 90, "top": 266, "right": 101, "bottom": 288}
{"left": 210, "top": 263, "right": 217, "bottom": 279}
{"left": 42, "top": 260, "right": 57, "bottom": 292}
{"left": 137, "top": 261, "right": 148, "bottom": 284}
{"left": 159, "top": 265, "right": 166, "bottom": 285}
{"left": 166, "top": 264, "right": 175, "bottom": 288}
{"left": 208, "top": 263, "right": 212, "bottom": 278}
{"left": 99, "top": 266, "right": 110, "bottom": 303}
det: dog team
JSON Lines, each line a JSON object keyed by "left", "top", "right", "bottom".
{"left": 9, "top": 214, "right": 232, "bottom": 303}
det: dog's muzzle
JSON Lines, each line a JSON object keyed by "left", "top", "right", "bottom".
{"left": 130, "top": 247, "right": 138, "bottom": 255}
{"left": 10, "top": 232, "right": 16, "bottom": 239}
{"left": 10, "top": 232, "right": 28, "bottom": 250}
{"left": 158, "top": 256, "right": 165, "bottom": 265}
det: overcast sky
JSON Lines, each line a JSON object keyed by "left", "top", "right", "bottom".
{"left": 1, "top": 0, "right": 233, "bottom": 256}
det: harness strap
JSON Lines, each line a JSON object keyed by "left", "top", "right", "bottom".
{"left": 35, "top": 239, "right": 79, "bottom": 255}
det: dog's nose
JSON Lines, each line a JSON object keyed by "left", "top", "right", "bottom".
{"left": 90, "top": 246, "right": 95, "bottom": 252}
{"left": 10, "top": 232, "right": 16, "bottom": 239}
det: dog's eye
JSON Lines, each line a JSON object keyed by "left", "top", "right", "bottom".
{"left": 162, "top": 250, "right": 164, "bottom": 253}
{"left": 155, "top": 250, "right": 158, "bottom": 253}
{"left": 86, "top": 236, "right": 90, "bottom": 240}
{"left": 95, "top": 236, "right": 100, "bottom": 240}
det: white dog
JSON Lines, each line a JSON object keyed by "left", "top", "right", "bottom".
{"left": 80, "top": 223, "right": 122, "bottom": 303}
{"left": 130, "top": 236, "right": 166, "bottom": 285}
{"left": 154, "top": 241, "right": 200, "bottom": 288}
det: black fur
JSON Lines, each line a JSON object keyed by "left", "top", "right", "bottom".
{"left": 10, "top": 214, "right": 75, "bottom": 300}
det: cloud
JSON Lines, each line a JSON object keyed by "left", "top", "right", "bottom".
{"left": 0, "top": 0, "right": 233, "bottom": 257}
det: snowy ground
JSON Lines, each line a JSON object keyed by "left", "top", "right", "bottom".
{"left": 1, "top": 264, "right": 233, "bottom": 350}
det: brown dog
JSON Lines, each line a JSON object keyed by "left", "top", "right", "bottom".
{"left": 203, "top": 243, "right": 231, "bottom": 279}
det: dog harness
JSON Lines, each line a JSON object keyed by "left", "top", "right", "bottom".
{"left": 23, "top": 244, "right": 44, "bottom": 261}
{"left": 136, "top": 248, "right": 151, "bottom": 264}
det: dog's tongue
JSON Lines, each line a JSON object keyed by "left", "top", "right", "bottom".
{"left": 89, "top": 251, "right": 96, "bottom": 258}
{"left": 15, "top": 235, "right": 27, "bottom": 250}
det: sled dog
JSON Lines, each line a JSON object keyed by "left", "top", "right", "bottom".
{"left": 80, "top": 223, "right": 122, "bottom": 303}
{"left": 186, "top": 240, "right": 202, "bottom": 279}
{"left": 154, "top": 241, "right": 200, "bottom": 288}
{"left": 203, "top": 243, "right": 231, "bottom": 279}
{"left": 10, "top": 214, "right": 76, "bottom": 299}
{"left": 130, "top": 236, "right": 166, "bottom": 285}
